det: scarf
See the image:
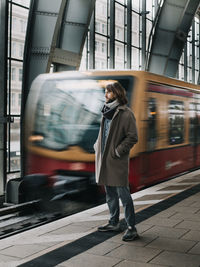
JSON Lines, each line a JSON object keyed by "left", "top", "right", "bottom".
{"left": 101, "top": 99, "right": 119, "bottom": 120}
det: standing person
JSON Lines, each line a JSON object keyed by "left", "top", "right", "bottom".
{"left": 94, "top": 81, "right": 138, "bottom": 242}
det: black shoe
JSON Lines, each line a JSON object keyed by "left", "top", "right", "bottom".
{"left": 122, "top": 226, "right": 139, "bottom": 241}
{"left": 98, "top": 223, "right": 120, "bottom": 232}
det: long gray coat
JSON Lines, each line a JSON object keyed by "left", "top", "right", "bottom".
{"left": 94, "top": 105, "right": 138, "bottom": 187}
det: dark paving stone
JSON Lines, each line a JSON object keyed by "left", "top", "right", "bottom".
{"left": 143, "top": 225, "right": 188, "bottom": 239}
{"left": 135, "top": 194, "right": 171, "bottom": 201}
{"left": 158, "top": 185, "right": 191, "bottom": 191}
{"left": 190, "top": 174, "right": 200, "bottom": 179}
{"left": 146, "top": 236, "right": 196, "bottom": 253}
{"left": 175, "top": 220, "right": 200, "bottom": 231}
{"left": 170, "top": 213, "right": 200, "bottom": 222}
{"left": 105, "top": 245, "right": 161, "bottom": 263}
{"left": 58, "top": 252, "right": 121, "bottom": 267}
{"left": 114, "top": 260, "right": 165, "bottom": 267}
{"left": 182, "top": 230, "right": 200, "bottom": 242}
{"left": 167, "top": 205, "right": 199, "bottom": 214}
{"left": 179, "top": 178, "right": 200, "bottom": 183}
{"left": 188, "top": 242, "right": 200, "bottom": 255}
{"left": 140, "top": 216, "right": 182, "bottom": 227}
{"left": 150, "top": 250, "right": 200, "bottom": 267}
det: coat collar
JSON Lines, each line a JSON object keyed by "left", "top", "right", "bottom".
{"left": 117, "top": 104, "right": 126, "bottom": 110}
{"left": 112, "top": 104, "right": 126, "bottom": 120}
{"left": 101, "top": 104, "right": 127, "bottom": 123}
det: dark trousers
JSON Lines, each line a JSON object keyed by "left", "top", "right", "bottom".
{"left": 105, "top": 186, "right": 136, "bottom": 228}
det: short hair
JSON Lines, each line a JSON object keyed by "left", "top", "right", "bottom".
{"left": 106, "top": 82, "right": 128, "bottom": 105}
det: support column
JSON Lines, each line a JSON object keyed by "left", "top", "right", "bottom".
{"left": 109, "top": 0, "right": 115, "bottom": 69}
{"left": 184, "top": 42, "right": 188, "bottom": 82}
{"left": 0, "top": 0, "right": 8, "bottom": 195}
{"left": 89, "top": 12, "right": 95, "bottom": 69}
{"left": 127, "top": 0, "right": 132, "bottom": 69}
{"left": 141, "top": 0, "right": 146, "bottom": 70}
{"left": 192, "top": 21, "right": 195, "bottom": 83}
{"left": 154, "top": 0, "right": 159, "bottom": 14}
{"left": 199, "top": 22, "right": 200, "bottom": 84}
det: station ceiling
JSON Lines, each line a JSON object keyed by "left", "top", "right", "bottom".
{"left": 22, "top": 0, "right": 200, "bottom": 104}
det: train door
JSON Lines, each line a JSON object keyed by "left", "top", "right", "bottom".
{"left": 189, "top": 102, "right": 200, "bottom": 167}
{"left": 195, "top": 104, "right": 200, "bottom": 166}
{"left": 189, "top": 103, "right": 197, "bottom": 167}
{"left": 141, "top": 97, "right": 162, "bottom": 184}
{"left": 196, "top": 104, "right": 200, "bottom": 166}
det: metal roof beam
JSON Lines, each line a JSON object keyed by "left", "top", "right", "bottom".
{"left": 146, "top": 0, "right": 199, "bottom": 78}
{"left": 22, "top": 0, "right": 95, "bottom": 106}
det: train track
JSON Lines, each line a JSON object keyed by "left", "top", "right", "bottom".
{"left": 0, "top": 198, "right": 102, "bottom": 240}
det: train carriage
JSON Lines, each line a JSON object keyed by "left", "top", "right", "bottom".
{"left": 25, "top": 70, "right": 200, "bottom": 197}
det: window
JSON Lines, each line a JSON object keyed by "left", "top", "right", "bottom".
{"left": 189, "top": 103, "right": 197, "bottom": 143}
{"left": 102, "top": 23, "right": 106, "bottom": 34}
{"left": 116, "top": 28, "right": 120, "bottom": 39}
{"left": 168, "top": 100, "right": 184, "bottom": 145}
{"left": 102, "top": 42, "right": 105, "bottom": 53}
{"left": 95, "top": 21, "right": 100, "bottom": 32}
{"left": 147, "top": 98, "right": 157, "bottom": 150}
{"left": 11, "top": 67, "right": 16, "bottom": 80}
{"left": 12, "top": 42, "right": 17, "bottom": 57}
{"left": 101, "top": 61, "right": 106, "bottom": 69}
{"left": 11, "top": 93, "right": 16, "bottom": 107}
{"left": 117, "top": 47, "right": 120, "bottom": 56}
{"left": 131, "top": 47, "right": 140, "bottom": 69}
{"left": 80, "top": 0, "right": 146, "bottom": 71}
{"left": 19, "top": 68, "right": 22, "bottom": 81}
{"left": 13, "top": 0, "right": 30, "bottom": 7}
{"left": 116, "top": 9, "right": 123, "bottom": 25}
{"left": 95, "top": 41, "right": 100, "bottom": 51}
{"left": 19, "top": 43, "right": 24, "bottom": 58}
{"left": 12, "top": 18, "right": 17, "bottom": 32}
{"left": 20, "top": 19, "right": 26, "bottom": 33}
{"left": 18, "top": 93, "right": 21, "bottom": 106}
{"left": 102, "top": 2, "right": 106, "bottom": 16}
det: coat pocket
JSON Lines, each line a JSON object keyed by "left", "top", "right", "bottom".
{"left": 111, "top": 148, "right": 119, "bottom": 159}
{"left": 93, "top": 142, "right": 97, "bottom": 151}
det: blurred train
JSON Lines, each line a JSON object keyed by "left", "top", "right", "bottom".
{"left": 24, "top": 70, "right": 200, "bottom": 200}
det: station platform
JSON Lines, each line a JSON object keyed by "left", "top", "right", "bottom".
{"left": 0, "top": 170, "right": 200, "bottom": 267}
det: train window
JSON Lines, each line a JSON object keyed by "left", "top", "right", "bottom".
{"left": 147, "top": 98, "right": 157, "bottom": 150}
{"left": 33, "top": 79, "right": 104, "bottom": 152}
{"left": 168, "top": 100, "right": 184, "bottom": 145}
{"left": 32, "top": 76, "right": 134, "bottom": 152}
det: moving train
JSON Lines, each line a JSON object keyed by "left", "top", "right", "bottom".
{"left": 24, "top": 70, "right": 200, "bottom": 200}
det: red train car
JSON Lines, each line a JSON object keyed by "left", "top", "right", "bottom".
{"left": 24, "top": 70, "right": 200, "bottom": 198}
